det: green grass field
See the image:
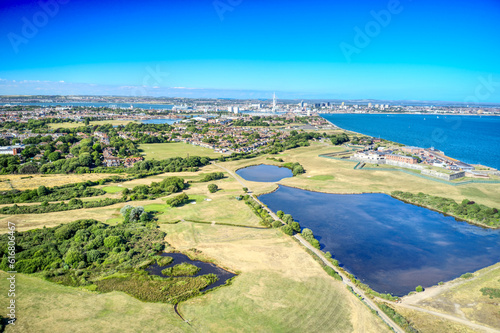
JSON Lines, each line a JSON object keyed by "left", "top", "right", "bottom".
{"left": 139, "top": 142, "right": 224, "bottom": 160}
{"left": 102, "top": 185, "right": 124, "bottom": 193}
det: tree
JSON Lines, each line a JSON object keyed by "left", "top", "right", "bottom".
{"left": 281, "top": 225, "right": 294, "bottom": 236}
{"left": 291, "top": 221, "right": 301, "bottom": 233}
{"left": 79, "top": 153, "right": 93, "bottom": 167}
{"left": 104, "top": 236, "right": 122, "bottom": 248}
{"left": 64, "top": 248, "right": 84, "bottom": 266}
{"left": 48, "top": 151, "right": 61, "bottom": 162}
{"left": 277, "top": 210, "right": 284, "bottom": 219}
{"left": 415, "top": 285, "right": 424, "bottom": 292}
{"left": 208, "top": 184, "right": 218, "bottom": 193}
{"left": 84, "top": 118, "right": 90, "bottom": 126}
{"left": 242, "top": 187, "right": 248, "bottom": 193}
{"left": 37, "top": 185, "right": 49, "bottom": 196}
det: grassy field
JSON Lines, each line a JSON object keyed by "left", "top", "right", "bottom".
{"left": 102, "top": 185, "right": 124, "bottom": 193}
{"left": 400, "top": 263, "right": 500, "bottom": 330}
{"left": 160, "top": 222, "right": 389, "bottom": 332}
{"left": 0, "top": 173, "right": 118, "bottom": 191}
{"left": 219, "top": 142, "right": 500, "bottom": 208}
{"left": 139, "top": 142, "right": 224, "bottom": 160}
{"left": 48, "top": 119, "right": 137, "bottom": 129}
{"left": 0, "top": 165, "right": 262, "bottom": 233}
{"left": 393, "top": 307, "right": 479, "bottom": 333}
{"left": 0, "top": 162, "right": 390, "bottom": 332}
{"left": 0, "top": 271, "right": 190, "bottom": 333}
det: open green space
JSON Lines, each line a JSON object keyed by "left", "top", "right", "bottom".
{"left": 102, "top": 186, "right": 124, "bottom": 193}
{"left": 139, "top": 142, "right": 223, "bottom": 160}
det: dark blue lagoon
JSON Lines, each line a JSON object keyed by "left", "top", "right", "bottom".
{"left": 236, "top": 164, "right": 293, "bottom": 182}
{"left": 259, "top": 186, "right": 500, "bottom": 296}
{"left": 146, "top": 253, "right": 235, "bottom": 291}
{"left": 321, "top": 114, "right": 500, "bottom": 170}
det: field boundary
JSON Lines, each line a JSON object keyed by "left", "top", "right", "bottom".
{"left": 318, "top": 154, "right": 500, "bottom": 186}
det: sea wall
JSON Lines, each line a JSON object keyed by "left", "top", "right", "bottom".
{"left": 385, "top": 159, "right": 423, "bottom": 171}
{"left": 421, "top": 169, "right": 465, "bottom": 181}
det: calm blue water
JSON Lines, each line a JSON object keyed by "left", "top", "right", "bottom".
{"left": 146, "top": 253, "right": 235, "bottom": 291}
{"left": 236, "top": 164, "right": 293, "bottom": 182}
{"left": 259, "top": 186, "right": 500, "bottom": 296}
{"left": 8, "top": 102, "right": 174, "bottom": 109}
{"left": 321, "top": 114, "right": 500, "bottom": 170}
{"left": 141, "top": 119, "right": 179, "bottom": 125}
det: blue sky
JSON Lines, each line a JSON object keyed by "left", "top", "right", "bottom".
{"left": 1, "top": 0, "right": 500, "bottom": 101}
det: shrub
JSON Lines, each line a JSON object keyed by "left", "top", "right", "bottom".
{"left": 156, "top": 256, "right": 174, "bottom": 266}
{"left": 415, "top": 285, "right": 423, "bottom": 292}
{"left": 208, "top": 184, "right": 218, "bottom": 193}
{"left": 64, "top": 249, "right": 84, "bottom": 266}
{"left": 281, "top": 225, "right": 294, "bottom": 236}
{"left": 166, "top": 193, "right": 190, "bottom": 207}
{"left": 104, "top": 236, "right": 122, "bottom": 248}
{"left": 272, "top": 220, "right": 282, "bottom": 228}
{"left": 162, "top": 262, "right": 200, "bottom": 276}
{"left": 86, "top": 250, "right": 102, "bottom": 263}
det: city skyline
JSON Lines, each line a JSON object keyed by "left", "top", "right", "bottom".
{"left": 1, "top": 0, "right": 500, "bottom": 102}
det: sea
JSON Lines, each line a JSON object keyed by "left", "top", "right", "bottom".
{"left": 4, "top": 102, "right": 174, "bottom": 109}
{"left": 321, "top": 114, "right": 500, "bottom": 170}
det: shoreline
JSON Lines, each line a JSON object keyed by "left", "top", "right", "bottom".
{"left": 318, "top": 114, "right": 498, "bottom": 171}
{"left": 257, "top": 185, "right": 500, "bottom": 298}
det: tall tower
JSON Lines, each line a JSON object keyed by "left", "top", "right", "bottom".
{"left": 272, "top": 92, "right": 277, "bottom": 113}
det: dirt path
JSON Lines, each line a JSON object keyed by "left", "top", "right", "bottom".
{"left": 395, "top": 303, "right": 500, "bottom": 333}
{"left": 213, "top": 161, "right": 405, "bottom": 333}
{"left": 401, "top": 264, "right": 500, "bottom": 305}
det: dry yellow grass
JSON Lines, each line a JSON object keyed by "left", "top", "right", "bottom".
{"left": 161, "top": 222, "right": 389, "bottom": 332}
{"left": 394, "top": 306, "right": 480, "bottom": 333}
{"left": 219, "top": 142, "right": 500, "bottom": 208}
{"left": 405, "top": 263, "right": 500, "bottom": 330}
{"left": 0, "top": 271, "right": 190, "bottom": 333}
{"left": 0, "top": 173, "right": 118, "bottom": 191}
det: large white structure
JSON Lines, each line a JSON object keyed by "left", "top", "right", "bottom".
{"left": 0, "top": 144, "right": 24, "bottom": 155}
{"left": 272, "top": 92, "right": 277, "bottom": 112}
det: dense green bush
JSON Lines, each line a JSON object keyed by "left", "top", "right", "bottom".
{"left": 392, "top": 191, "right": 500, "bottom": 227}
{"left": 161, "top": 263, "right": 200, "bottom": 276}
{"left": 208, "top": 184, "right": 218, "bottom": 193}
{"left": 0, "top": 197, "right": 125, "bottom": 215}
{"left": 301, "top": 228, "right": 320, "bottom": 249}
{"left": 282, "top": 162, "right": 305, "bottom": 176}
{"left": 199, "top": 172, "right": 224, "bottom": 182}
{"left": 0, "top": 182, "right": 106, "bottom": 204}
{"left": 166, "top": 193, "right": 190, "bottom": 207}
{"left": 243, "top": 197, "right": 273, "bottom": 228}
{"left": 377, "top": 303, "right": 418, "bottom": 333}
{"left": 0, "top": 219, "right": 220, "bottom": 305}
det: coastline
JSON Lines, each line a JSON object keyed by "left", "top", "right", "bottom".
{"left": 318, "top": 113, "right": 498, "bottom": 171}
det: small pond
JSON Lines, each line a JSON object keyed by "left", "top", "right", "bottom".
{"left": 236, "top": 164, "right": 293, "bottom": 182}
{"left": 258, "top": 185, "right": 500, "bottom": 296}
{"left": 146, "top": 253, "right": 236, "bottom": 291}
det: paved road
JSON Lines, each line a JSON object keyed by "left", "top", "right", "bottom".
{"left": 213, "top": 162, "right": 405, "bottom": 333}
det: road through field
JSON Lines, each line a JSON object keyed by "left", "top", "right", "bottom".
{"left": 213, "top": 161, "right": 405, "bottom": 333}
